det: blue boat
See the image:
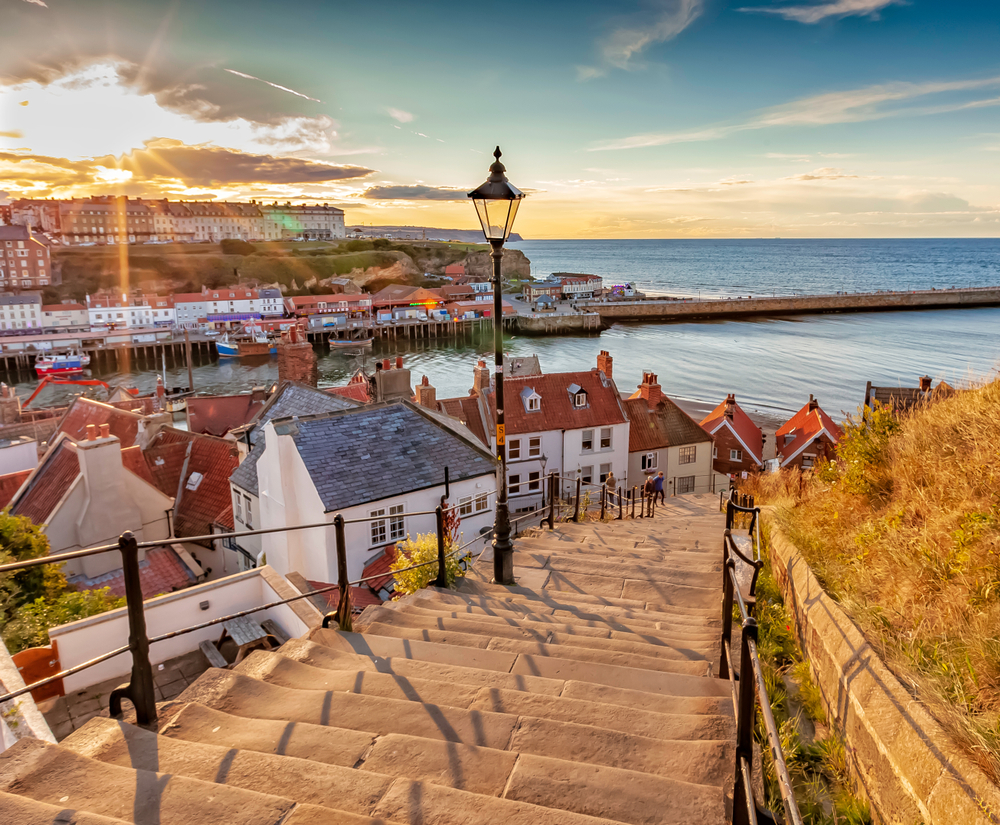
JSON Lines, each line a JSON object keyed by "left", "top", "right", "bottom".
{"left": 215, "top": 335, "right": 239, "bottom": 357}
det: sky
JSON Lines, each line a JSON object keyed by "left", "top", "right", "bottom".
{"left": 1, "top": 0, "right": 999, "bottom": 238}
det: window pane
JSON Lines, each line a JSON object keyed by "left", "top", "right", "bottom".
{"left": 581, "top": 466, "right": 593, "bottom": 484}
{"left": 600, "top": 428, "right": 611, "bottom": 449}
{"left": 459, "top": 496, "right": 473, "bottom": 516}
{"left": 510, "top": 474, "right": 520, "bottom": 493}
{"left": 582, "top": 430, "right": 593, "bottom": 451}
{"left": 678, "top": 476, "right": 695, "bottom": 494}
{"left": 679, "top": 446, "right": 696, "bottom": 465}
{"left": 528, "top": 471, "right": 540, "bottom": 491}
{"left": 529, "top": 437, "right": 540, "bottom": 457}
{"left": 509, "top": 439, "right": 520, "bottom": 459}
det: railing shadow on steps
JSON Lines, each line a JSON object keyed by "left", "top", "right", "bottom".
{"left": 720, "top": 490, "right": 803, "bottom": 825}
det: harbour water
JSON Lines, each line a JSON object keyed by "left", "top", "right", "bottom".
{"left": 10, "top": 240, "right": 1000, "bottom": 422}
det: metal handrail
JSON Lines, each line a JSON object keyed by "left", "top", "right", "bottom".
{"left": 720, "top": 508, "right": 803, "bottom": 825}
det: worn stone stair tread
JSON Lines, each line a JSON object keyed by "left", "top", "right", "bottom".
{"left": 0, "top": 737, "right": 295, "bottom": 825}
{"left": 455, "top": 576, "right": 649, "bottom": 609}
{"left": 63, "top": 717, "right": 395, "bottom": 817}
{"left": 561, "top": 679, "right": 734, "bottom": 716}
{"left": 357, "top": 620, "right": 714, "bottom": 676}
{"left": 390, "top": 596, "right": 720, "bottom": 642}
{"left": 0, "top": 791, "right": 134, "bottom": 825}
{"left": 232, "top": 651, "right": 731, "bottom": 743}
{"left": 176, "top": 668, "right": 517, "bottom": 749}
{"left": 513, "top": 543, "right": 722, "bottom": 573}
{"left": 281, "top": 804, "right": 403, "bottom": 825}
{"left": 278, "top": 636, "right": 565, "bottom": 696}
{"left": 542, "top": 570, "right": 719, "bottom": 611}
{"left": 356, "top": 606, "right": 715, "bottom": 660}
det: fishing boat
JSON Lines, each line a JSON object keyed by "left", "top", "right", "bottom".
{"left": 215, "top": 330, "right": 278, "bottom": 357}
{"left": 34, "top": 349, "right": 91, "bottom": 376}
{"left": 329, "top": 328, "right": 373, "bottom": 348}
{"left": 215, "top": 334, "right": 239, "bottom": 357}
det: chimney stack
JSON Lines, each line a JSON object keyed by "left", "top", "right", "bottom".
{"left": 638, "top": 372, "right": 662, "bottom": 409}
{"left": 808, "top": 394, "right": 818, "bottom": 412}
{"left": 597, "top": 350, "right": 613, "bottom": 380}
{"left": 724, "top": 394, "right": 736, "bottom": 420}
{"left": 919, "top": 375, "right": 932, "bottom": 392}
{"left": 415, "top": 375, "right": 437, "bottom": 409}
{"left": 472, "top": 359, "right": 491, "bottom": 396}
{"left": 86, "top": 424, "right": 97, "bottom": 441}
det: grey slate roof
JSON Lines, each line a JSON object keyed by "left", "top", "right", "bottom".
{"left": 275, "top": 401, "right": 496, "bottom": 512}
{"left": 247, "top": 381, "right": 357, "bottom": 445}
{"left": 230, "top": 381, "right": 359, "bottom": 495}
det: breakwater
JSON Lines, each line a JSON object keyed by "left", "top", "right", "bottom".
{"left": 582, "top": 286, "right": 1000, "bottom": 323}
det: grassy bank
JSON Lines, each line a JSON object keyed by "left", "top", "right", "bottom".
{"left": 741, "top": 378, "right": 1000, "bottom": 781}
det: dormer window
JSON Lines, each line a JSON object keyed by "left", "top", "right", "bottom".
{"left": 574, "top": 392, "right": 587, "bottom": 408}
{"left": 521, "top": 387, "right": 541, "bottom": 412}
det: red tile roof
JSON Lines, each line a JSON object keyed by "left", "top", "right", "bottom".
{"left": 186, "top": 393, "right": 269, "bottom": 437}
{"left": 143, "top": 428, "right": 239, "bottom": 539}
{"left": 0, "top": 469, "right": 32, "bottom": 510}
{"left": 438, "top": 396, "right": 488, "bottom": 446}
{"left": 775, "top": 399, "right": 842, "bottom": 466}
{"left": 120, "top": 445, "right": 156, "bottom": 486}
{"left": 55, "top": 398, "right": 147, "bottom": 448}
{"left": 10, "top": 441, "right": 80, "bottom": 525}
{"left": 68, "top": 546, "right": 195, "bottom": 599}
{"left": 481, "top": 370, "right": 627, "bottom": 436}
{"left": 361, "top": 546, "right": 398, "bottom": 592}
{"left": 623, "top": 397, "right": 713, "bottom": 453}
{"left": 326, "top": 382, "right": 370, "bottom": 403}
{"left": 42, "top": 303, "right": 86, "bottom": 312}
{"left": 306, "top": 580, "right": 384, "bottom": 612}
{"left": 700, "top": 397, "right": 764, "bottom": 465}
{"left": 214, "top": 505, "right": 234, "bottom": 530}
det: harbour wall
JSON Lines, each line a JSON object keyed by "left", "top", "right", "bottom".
{"left": 582, "top": 286, "right": 1000, "bottom": 323}
{"left": 514, "top": 312, "right": 602, "bottom": 335}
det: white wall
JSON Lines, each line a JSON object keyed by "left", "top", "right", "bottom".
{"left": 627, "top": 440, "right": 718, "bottom": 495}
{"left": 562, "top": 422, "right": 629, "bottom": 497}
{"left": 49, "top": 566, "right": 314, "bottom": 693}
{"left": 0, "top": 439, "right": 37, "bottom": 475}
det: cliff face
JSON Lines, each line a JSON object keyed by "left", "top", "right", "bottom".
{"left": 462, "top": 248, "right": 531, "bottom": 280}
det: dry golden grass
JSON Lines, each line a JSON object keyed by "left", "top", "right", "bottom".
{"left": 746, "top": 378, "right": 1000, "bottom": 781}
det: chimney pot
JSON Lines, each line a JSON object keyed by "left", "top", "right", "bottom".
{"left": 86, "top": 424, "right": 97, "bottom": 440}
{"left": 396, "top": 356, "right": 404, "bottom": 369}
{"left": 383, "top": 359, "right": 390, "bottom": 370}
{"left": 99, "top": 423, "right": 111, "bottom": 438}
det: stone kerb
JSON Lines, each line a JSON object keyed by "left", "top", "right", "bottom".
{"left": 766, "top": 519, "right": 1000, "bottom": 825}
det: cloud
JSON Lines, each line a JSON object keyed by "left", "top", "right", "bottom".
{"left": 386, "top": 108, "right": 414, "bottom": 123}
{"left": 739, "top": 0, "right": 904, "bottom": 24}
{"left": 0, "top": 131, "right": 24, "bottom": 139}
{"left": 362, "top": 184, "right": 468, "bottom": 201}
{"left": 784, "top": 167, "right": 863, "bottom": 181}
{"left": 22, "top": 0, "right": 47, "bottom": 6}
{"left": 578, "top": 0, "right": 703, "bottom": 78}
{"left": 101, "top": 139, "right": 374, "bottom": 186}
{"left": 223, "top": 69, "right": 321, "bottom": 103}
{"left": 592, "top": 74, "right": 1000, "bottom": 149}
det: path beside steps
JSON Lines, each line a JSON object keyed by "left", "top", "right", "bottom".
{"left": 0, "top": 494, "right": 732, "bottom": 825}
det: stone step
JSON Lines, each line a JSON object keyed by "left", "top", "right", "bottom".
{"left": 307, "top": 628, "right": 727, "bottom": 696}
{"left": 541, "top": 570, "right": 720, "bottom": 612}
{"left": 234, "top": 650, "right": 733, "bottom": 743}
{"left": 0, "top": 737, "right": 296, "bottom": 825}
{"left": 516, "top": 531, "right": 721, "bottom": 557}
{"left": 506, "top": 551, "right": 722, "bottom": 586}
{"left": 356, "top": 605, "right": 715, "bottom": 661}
{"left": 392, "top": 595, "right": 721, "bottom": 642}
{"left": 168, "top": 670, "right": 732, "bottom": 802}
{"left": 278, "top": 637, "right": 732, "bottom": 712}
{"left": 67, "top": 716, "right": 659, "bottom": 825}
{"left": 0, "top": 790, "right": 134, "bottom": 825}
{"left": 415, "top": 587, "right": 722, "bottom": 634}
{"left": 356, "top": 620, "right": 714, "bottom": 676}
{"left": 510, "top": 541, "right": 721, "bottom": 570}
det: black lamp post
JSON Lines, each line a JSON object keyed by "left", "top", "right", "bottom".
{"left": 468, "top": 146, "right": 524, "bottom": 586}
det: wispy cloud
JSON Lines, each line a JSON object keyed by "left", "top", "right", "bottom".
{"left": 738, "top": 0, "right": 903, "bottom": 24}
{"left": 22, "top": 0, "right": 48, "bottom": 7}
{"left": 362, "top": 184, "right": 467, "bottom": 201}
{"left": 386, "top": 107, "right": 414, "bottom": 123}
{"left": 592, "top": 75, "right": 1000, "bottom": 150}
{"left": 578, "top": 0, "right": 703, "bottom": 79}
{"left": 223, "top": 69, "right": 321, "bottom": 103}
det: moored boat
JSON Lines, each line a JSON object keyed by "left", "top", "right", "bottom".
{"left": 329, "top": 329, "right": 373, "bottom": 348}
{"left": 35, "top": 349, "right": 91, "bottom": 376}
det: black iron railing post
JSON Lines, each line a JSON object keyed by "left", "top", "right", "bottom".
{"left": 720, "top": 550, "right": 734, "bottom": 680}
{"left": 631, "top": 486, "right": 636, "bottom": 519}
{"left": 600, "top": 485, "right": 606, "bottom": 520}
{"left": 573, "top": 476, "right": 581, "bottom": 522}
{"left": 733, "top": 616, "right": 759, "bottom": 825}
{"left": 434, "top": 505, "right": 448, "bottom": 587}
{"left": 548, "top": 472, "right": 556, "bottom": 529}
{"left": 108, "top": 531, "right": 157, "bottom": 730}
{"left": 618, "top": 486, "right": 623, "bottom": 520}
{"left": 335, "top": 514, "right": 352, "bottom": 631}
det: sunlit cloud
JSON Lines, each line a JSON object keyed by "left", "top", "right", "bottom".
{"left": 94, "top": 167, "right": 133, "bottom": 184}
{"left": 223, "top": 69, "right": 322, "bottom": 103}
{"left": 22, "top": 0, "right": 47, "bottom": 6}
{"left": 578, "top": 0, "right": 704, "bottom": 79}
{"left": 739, "top": 0, "right": 904, "bottom": 24}
{"left": 592, "top": 75, "right": 1000, "bottom": 149}
{"left": 362, "top": 184, "right": 467, "bottom": 201}
{"left": 386, "top": 107, "right": 414, "bottom": 123}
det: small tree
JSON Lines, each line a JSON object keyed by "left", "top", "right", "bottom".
{"left": 2, "top": 588, "right": 125, "bottom": 653}
{"left": 391, "top": 532, "right": 467, "bottom": 595}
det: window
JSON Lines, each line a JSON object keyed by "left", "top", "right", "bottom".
{"left": 677, "top": 476, "right": 696, "bottom": 494}
{"left": 508, "top": 438, "right": 520, "bottom": 459}
{"left": 713, "top": 446, "right": 718, "bottom": 459}
{"left": 641, "top": 452, "right": 657, "bottom": 471}
{"left": 679, "top": 445, "right": 697, "bottom": 465}
{"left": 243, "top": 495, "right": 253, "bottom": 529}
{"left": 582, "top": 430, "right": 593, "bottom": 451}
{"left": 388, "top": 504, "right": 405, "bottom": 541}
{"left": 528, "top": 471, "right": 540, "bottom": 491}
{"left": 599, "top": 463, "right": 612, "bottom": 483}
{"left": 370, "top": 508, "right": 387, "bottom": 545}
{"left": 526, "top": 395, "right": 540, "bottom": 412}
{"left": 475, "top": 492, "right": 489, "bottom": 512}
{"left": 528, "top": 437, "right": 541, "bottom": 457}
{"left": 600, "top": 428, "right": 612, "bottom": 449}
{"left": 574, "top": 391, "right": 587, "bottom": 408}
{"left": 234, "top": 492, "right": 242, "bottom": 523}
{"left": 509, "top": 474, "right": 521, "bottom": 493}
{"left": 459, "top": 496, "right": 474, "bottom": 516}
{"left": 581, "top": 466, "right": 593, "bottom": 485}
{"left": 730, "top": 449, "right": 743, "bottom": 462}
{"left": 801, "top": 455, "right": 815, "bottom": 469}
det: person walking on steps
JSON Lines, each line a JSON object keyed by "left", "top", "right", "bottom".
{"left": 643, "top": 475, "right": 655, "bottom": 502}
{"left": 655, "top": 472, "right": 665, "bottom": 504}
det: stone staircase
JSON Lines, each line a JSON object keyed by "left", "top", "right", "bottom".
{"left": 0, "top": 494, "right": 731, "bottom": 825}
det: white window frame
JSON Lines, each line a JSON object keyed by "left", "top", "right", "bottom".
{"left": 679, "top": 445, "right": 697, "bottom": 465}
{"left": 388, "top": 504, "right": 405, "bottom": 541}
{"left": 641, "top": 452, "right": 657, "bottom": 471}
{"left": 528, "top": 471, "right": 541, "bottom": 491}
{"left": 459, "top": 496, "right": 474, "bottom": 517}
{"left": 370, "top": 508, "right": 387, "bottom": 546}
{"left": 581, "top": 466, "right": 593, "bottom": 485}
{"left": 234, "top": 491, "right": 242, "bottom": 523}
{"left": 730, "top": 449, "right": 743, "bottom": 462}
{"left": 243, "top": 494, "right": 253, "bottom": 529}
{"left": 509, "top": 474, "right": 521, "bottom": 494}
{"left": 528, "top": 437, "right": 541, "bottom": 458}
{"left": 526, "top": 395, "right": 540, "bottom": 412}
{"left": 508, "top": 438, "right": 521, "bottom": 459}
{"left": 581, "top": 429, "right": 594, "bottom": 452}
{"left": 677, "top": 476, "right": 696, "bottom": 494}
{"left": 599, "top": 463, "right": 612, "bottom": 483}
{"left": 600, "top": 428, "right": 612, "bottom": 450}
{"left": 475, "top": 492, "right": 489, "bottom": 512}
{"left": 574, "top": 391, "right": 587, "bottom": 408}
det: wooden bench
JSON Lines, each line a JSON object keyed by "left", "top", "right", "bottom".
{"left": 198, "top": 639, "right": 228, "bottom": 669}
{"left": 260, "top": 619, "right": 289, "bottom": 645}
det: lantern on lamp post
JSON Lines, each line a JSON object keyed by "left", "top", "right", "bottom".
{"left": 468, "top": 146, "right": 524, "bottom": 586}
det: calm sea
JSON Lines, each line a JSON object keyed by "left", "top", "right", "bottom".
{"left": 9, "top": 240, "right": 1000, "bottom": 422}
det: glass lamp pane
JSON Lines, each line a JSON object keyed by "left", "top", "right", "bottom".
{"left": 502, "top": 198, "right": 521, "bottom": 240}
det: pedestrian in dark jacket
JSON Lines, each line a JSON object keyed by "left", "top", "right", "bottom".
{"left": 655, "top": 472, "right": 665, "bottom": 504}
{"left": 643, "top": 475, "right": 655, "bottom": 499}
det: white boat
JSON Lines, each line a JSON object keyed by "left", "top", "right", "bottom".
{"left": 35, "top": 349, "right": 91, "bottom": 376}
